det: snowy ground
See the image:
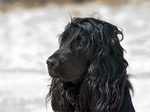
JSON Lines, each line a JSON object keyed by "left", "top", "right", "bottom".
{"left": 0, "top": 3, "right": 150, "bottom": 112}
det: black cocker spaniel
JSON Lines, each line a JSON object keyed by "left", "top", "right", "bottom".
{"left": 46, "top": 17, "right": 135, "bottom": 112}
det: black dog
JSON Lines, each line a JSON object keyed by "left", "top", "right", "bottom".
{"left": 46, "top": 17, "right": 135, "bottom": 112}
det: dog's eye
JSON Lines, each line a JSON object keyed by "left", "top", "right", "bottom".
{"left": 60, "top": 56, "right": 66, "bottom": 63}
{"left": 77, "top": 38, "right": 86, "bottom": 49}
{"left": 73, "top": 36, "right": 86, "bottom": 49}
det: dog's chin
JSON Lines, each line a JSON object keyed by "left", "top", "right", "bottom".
{"left": 49, "top": 71, "right": 83, "bottom": 83}
{"left": 49, "top": 72, "right": 59, "bottom": 78}
{"left": 59, "top": 76, "right": 84, "bottom": 84}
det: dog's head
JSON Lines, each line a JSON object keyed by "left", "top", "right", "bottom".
{"left": 46, "top": 17, "right": 125, "bottom": 82}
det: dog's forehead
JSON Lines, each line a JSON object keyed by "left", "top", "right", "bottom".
{"left": 60, "top": 24, "right": 81, "bottom": 42}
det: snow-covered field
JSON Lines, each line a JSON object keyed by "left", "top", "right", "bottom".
{"left": 0, "top": 3, "right": 150, "bottom": 112}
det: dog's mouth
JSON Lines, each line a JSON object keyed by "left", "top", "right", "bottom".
{"left": 47, "top": 67, "right": 59, "bottom": 78}
{"left": 48, "top": 71, "right": 59, "bottom": 78}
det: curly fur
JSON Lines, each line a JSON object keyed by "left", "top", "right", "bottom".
{"left": 46, "top": 17, "right": 135, "bottom": 112}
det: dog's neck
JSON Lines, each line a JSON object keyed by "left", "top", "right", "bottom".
{"left": 63, "top": 80, "right": 82, "bottom": 90}
{"left": 58, "top": 78, "right": 135, "bottom": 112}
{"left": 62, "top": 75, "right": 84, "bottom": 90}
{"left": 62, "top": 81, "right": 81, "bottom": 109}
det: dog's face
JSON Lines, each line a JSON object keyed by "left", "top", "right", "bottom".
{"left": 47, "top": 23, "right": 90, "bottom": 82}
{"left": 46, "top": 17, "right": 122, "bottom": 83}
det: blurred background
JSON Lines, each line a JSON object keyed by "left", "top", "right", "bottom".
{"left": 0, "top": 0, "right": 150, "bottom": 112}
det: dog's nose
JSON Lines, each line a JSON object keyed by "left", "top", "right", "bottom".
{"left": 47, "top": 59, "right": 59, "bottom": 69}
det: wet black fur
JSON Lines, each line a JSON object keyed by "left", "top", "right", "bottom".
{"left": 46, "top": 17, "right": 135, "bottom": 112}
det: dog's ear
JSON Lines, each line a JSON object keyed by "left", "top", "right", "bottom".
{"left": 88, "top": 22, "right": 127, "bottom": 75}
{"left": 97, "top": 23, "right": 124, "bottom": 58}
{"left": 80, "top": 22, "right": 129, "bottom": 111}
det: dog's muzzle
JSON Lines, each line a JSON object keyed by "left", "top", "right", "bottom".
{"left": 46, "top": 59, "right": 59, "bottom": 78}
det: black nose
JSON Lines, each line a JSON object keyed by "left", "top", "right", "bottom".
{"left": 46, "top": 59, "right": 59, "bottom": 69}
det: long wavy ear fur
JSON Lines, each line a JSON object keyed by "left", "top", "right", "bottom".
{"left": 79, "top": 19, "right": 132, "bottom": 112}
